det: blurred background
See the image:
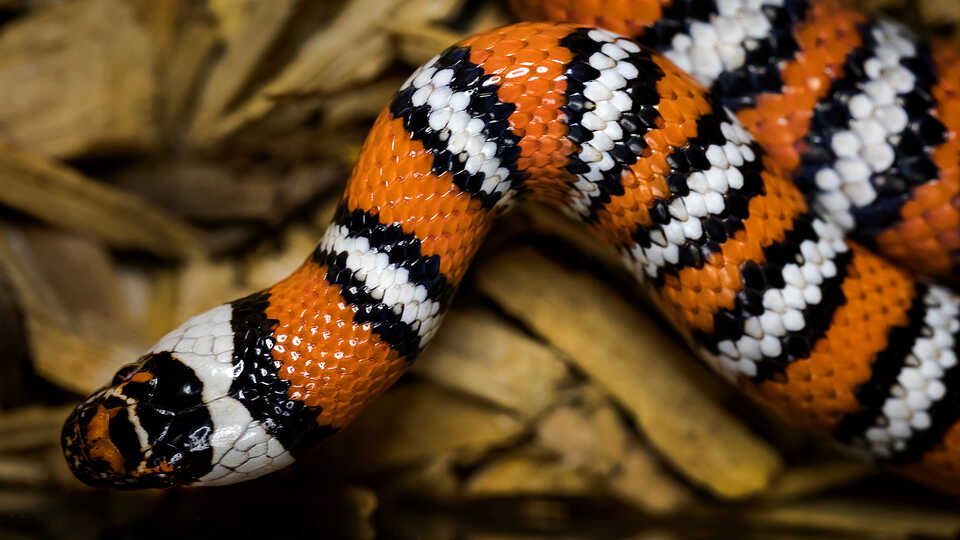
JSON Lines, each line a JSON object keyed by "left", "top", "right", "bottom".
{"left": 0, "top": 0, "right": 959, "bottom": 538}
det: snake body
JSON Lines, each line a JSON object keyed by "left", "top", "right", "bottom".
{"left": 61, "top": 0, "right": 960, "bottom": 494}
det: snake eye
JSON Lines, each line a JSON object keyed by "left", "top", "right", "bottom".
{"left": 111, "top": 363, "right": 142, "bottom": 385}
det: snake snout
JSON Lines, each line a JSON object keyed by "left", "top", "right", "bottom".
{"left": 61, "top": 353, "right": 216, "bottom": 489}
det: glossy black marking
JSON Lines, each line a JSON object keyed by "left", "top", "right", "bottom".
{"left": 228, "top": 293, "right": 333, "bottom": 453}
{"left": 559, "top": 27, "right": 667, "bottom": 222}
{"left": 625, "top": 105, "right": 767, "bottom": 285}
{"left": 108, "top": 409, "right": 142, "bottom": 470}
{"left": 131, "top": 352, "right": 214, "bottom": 486}
{"left": 833, "top": 284, "right": 930, "bottom": 448}
{"left": 711, "top": 0, "right": 809, "bottom": 111}
{"left": 312, "top": 249, "right": 423, "bottom": 360}
{"left": 331, "top": 205, "right": 455, "bottom": 307}
{"left": 696, "top": 213, "right": 853, "bottom": 382}
{"left": 389, "top": 45, "right": 524, "bottom": 209}
{"left": 794, "top": 20, "right": 945, "bottom": 240}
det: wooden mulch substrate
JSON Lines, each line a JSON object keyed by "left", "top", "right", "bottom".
{"left": 0, "top": 0, "right": 959, "bottom": 538}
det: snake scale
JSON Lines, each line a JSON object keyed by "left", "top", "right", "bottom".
{"left": 61, "top": 0, "right": 960, "bottom": 495}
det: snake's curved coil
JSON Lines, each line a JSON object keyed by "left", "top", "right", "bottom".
{"left": 61, "top": 1, "right": 960, "bottom": 496}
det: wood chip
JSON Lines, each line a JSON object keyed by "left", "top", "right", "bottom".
{"left": 18, "top": 228, "right": 133, "bottom": 333}
{"left": 0, "top": 0, "right": 155, "bottom": 158}
{"left": 0, "top": 457, "right": 51, "bottom": 487}
{"left": 392, "top": 0, "right": 465, "bottom": 26}
{"left": 323, "top": 382, "right": 525, "bottom": 470}
{"left": 0, "top": 225, "right": 147, "bottom": 392}
{"left": 918, "top": 0, "right": 960, "bottom": 26}
{"left": 610, "top": 446, "right": 695, "bottom": 514}
{"left": 244, "top": 225, "right": 320, "bottom": 292}
{"left": 742, "top": 499, "right": 960, "bottom": 538}
{"left": 190, "top": 0, "right": 300, "bottom": 136}
{"left": 536, "top": 405, "right": 628, "bottom": 476}
{"left": 0, "top": 264, "right": 29, "bottom": 409}
{"left": 389, "top": 1, "right": 509, "bottom": 65}
{"left": 386, "top": 455, "right": 461, "bottom": 499}
{"left": 173, "top": 257, "right": 247, "bottom": 322}
{"left": 0, "top": 489, "right": 54, "bottom": 515}
{"left": 144, "top": 266, "right": 179, "bottom": 342}
{"left": 465, "top": 451, "right": 600, "bottom": 497}
{"left": 0, "top": 148, "right": 202, "bottom": 257}
{"left": 340, "top": 486, "right": 378, "bottom": 540}
{"left": 193, "top": 0, "right": 402, "bottom": 143}
{"left": 112, "top": 160, "right": 340, "bottom": 225}
{"left": 26, "top": 313, "right": 144, "bottom": 395}
{"left": 762, "top": 461, "right": 876, "bottom": 501}
{"left": 321, "top": 78, "right": 406, "bottom": 129}
{"left": 413, "top": 308, "right": 570, "bottom": 418}
{"left": 276, "top": 163, "right": 344, "bottom": 217}
{"left": 160, "top": 13, "right": 219, "bottom": 131}
{"left": 476, "top": 247, "right": 783, "bottom": 498}
{"left": 113, "top": 161, "right": 278, "bottom": 222}
{"left": 522, "top": 203, "right": 624, "bottom": 270}
{"left": 0, "top": 225, "right": 73, "bottom": 325}
{"left": 0, "top": 406, "right": 72, "bottom": 452}
{"left": 392, "top": 24, "right": 463, "bottom": 66}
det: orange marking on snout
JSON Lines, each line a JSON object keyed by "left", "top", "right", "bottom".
{"left": 84, "top": 404, "right": 126, "bottom": 474}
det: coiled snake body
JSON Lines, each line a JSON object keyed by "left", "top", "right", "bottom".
{"left": 62, "top": 0, "right": 960, "bottom": 494}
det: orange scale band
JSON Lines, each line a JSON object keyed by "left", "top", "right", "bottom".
{"left": 658, "top": 159, "right": 808, "bottom": 334}
{"left": 900, "top": 420, "right": 960, "bottom": 493}
{"left": 750, "top": 245, "right": 916, "bottom": 432}
{"left": 462, "top": 23, "right": 580, "bottom": 207}
{"left": 874, "top": 42, "right": 960, "bottom": 278}
{"left": 591, "top": 54, "right": 711, "bottom": 246}
{"left": 264, "top": 260, "right": 407, "bottom": 429}
{"left": 736, "top": 0, "right": 865, "bottom": 170}
{"left": 343, "top": 113, "right": 495, "bottom": 285}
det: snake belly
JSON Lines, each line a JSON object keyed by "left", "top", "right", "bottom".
{"left": 61, "top": 17, "right": 960, "bottom": 494}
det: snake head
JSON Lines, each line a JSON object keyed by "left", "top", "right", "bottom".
{"left": 61, "top": 300, "right": 309, "bottom": 489}
{"left": 61, "top": 351, "right": 215, "bottom": 489}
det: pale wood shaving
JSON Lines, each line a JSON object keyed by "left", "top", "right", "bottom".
{"left": 190, "top": 0, "right": 301, "bottom": 137}
{"left": 323, "top": 383, "right": 526, "bottom": 471}
{"left": 465, "top": 452, "right": 601, "bottom": 497}
{"left": 0, "top": 0, "right": 155, "bottom": 158}
{"left": 413, "top": 308, "right": 570, "bottom": 418}
{"left": 742, "top": 499, "right": 960, "bottom": 538}
{"left": 191, "top": 0, "right": 404, "bottom": 144}
{"left": 0, "top": 147, "right": 202, "bottom": 257}
{"left": 477, "top": 247, "right": 784, "bottom": 498}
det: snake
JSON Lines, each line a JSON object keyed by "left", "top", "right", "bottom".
{"left": 60, "top": 0, "right": 960, "bottom": 495}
